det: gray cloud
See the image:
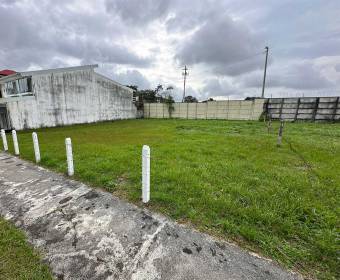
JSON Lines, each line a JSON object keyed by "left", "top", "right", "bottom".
{"left": 105, "top": 0, "right": 170, "bottom": 25}
{"left": 0, "top": 1, "right": 151, "bottom": 70}
{"left": 254, "top": 1, "right": 340, "bottom": 60}
{"left": 242, "top": 61, "right": 334, "bottom": 90}
{"left": 112, "top": 70, "right": 151, "bottom": 90}
{"left": 278, "top": 34, "right": 340, "bottom": 60}
{"left": 165, "top": 1, "right": 222, "bottom": 32}
{"left": 336, "top": 64, "right": 340, "bottom": 72}
{"left": 202, "top": 79, "right": 224, "bottom": 96}
{"left": 1, "top": 0, "right": 339, "bottom": 97}
{"left": 176, "top": 14, "right": 264, "bottom": 76}
{"left": 201, "top": 78, "right": 242, "bottom": 97}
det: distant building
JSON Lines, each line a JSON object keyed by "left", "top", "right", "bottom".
{"left": 0, "top": 69, "right": 16, "bottom": 77}
{"left": 0, "top": 65, "right": 136, "bottom": 130}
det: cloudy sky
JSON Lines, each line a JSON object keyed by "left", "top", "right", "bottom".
{"left": 1, "top": 0, "right": 340, "bottom": 100}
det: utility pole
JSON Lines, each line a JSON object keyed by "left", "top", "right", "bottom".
{"left": 182, "top": 65, "right": 189, "bottom": 102}
{"left": 261, "top": 46, "right": 269, "bottom": 98}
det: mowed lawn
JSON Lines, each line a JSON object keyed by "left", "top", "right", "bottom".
{"left": 5, "top": 119, "right": 340, "bottom": 279}
{"left": 0, "top": 218, "right": 52, "bottom": 279}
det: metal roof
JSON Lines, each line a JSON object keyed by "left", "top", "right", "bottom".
{"left": 0, "top": 69, "right": 16, "bottom": 76}
{"left": 0, "top": 65, "right": 99, "bottom": 83}
{"left": 0, "top": 65, "right": 133, "bottom": 93}
{"left": 20, "top": 64, "right": 98, "bottom": 76}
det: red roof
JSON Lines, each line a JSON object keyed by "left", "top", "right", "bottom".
{"left": 0, "top": 69, "right": 16, "bottom": 76}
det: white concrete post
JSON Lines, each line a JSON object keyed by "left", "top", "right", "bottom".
{"left": 32, "top": 132, "right": 40, "bottom": 163}
{"left": 142, "top": 145, "right": 150, "bottom": 203}
{"left": 1, "top": 129, "right": 8, "bottom": 151}
{"left": 65, "top": 138, "right": 74, "bottom": 176}
{"left": 12, "top": 130, "right": 19, "bottom": 155}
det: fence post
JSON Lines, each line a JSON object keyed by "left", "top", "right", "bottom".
{"left": 142, "top": 145, "right": 150, "bottom": 203}
{"left": 1, "top": 129, "right": 8, "bottom": 151}
{"left": 312, "top": 97, "right": 320, "bottom": 122}
{"left": 32, "top": 132, "right": 40, "bottom": 163}
{"left": 294, "top": 98, "right": 300, "bottom": 122}
{"left": 267, "top": 114, "right": 272, "bottom": 133}
{"left": 65, "top": 138, "right": 74, "bottom": 176}
{"left": 250, "top": 99, "right": 255, "bottom": 120}
{"left": 279, "top": 98, "right": 284, "bottom": 120}
{"left": 277, "top": 120, "right": 284, "bottom": 147}
{"left": 332, "top": 97, "right": 339, "bottom": 122}
{"left": 195, "top": 102, "right": 198, "bottom": 119}
{"left": 186, "top": 102, "right": 189, "bottom": 119}
{"left": 265, "top": 98, "right": 269, "bottom": 121}
{"left": 12, "top": 130, "right": 19, "bottom": 155}
{"left": 206, "top": 102, "right": 208, "bottom": 119}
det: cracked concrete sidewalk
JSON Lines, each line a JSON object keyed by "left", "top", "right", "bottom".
{"left": 0, "top": 152, "right": 302, "bottom": 280}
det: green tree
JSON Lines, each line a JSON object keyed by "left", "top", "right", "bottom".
{"left": 164, "top": 95, "right": 175, "bottom": 118}
{"left": 184, "top": 95, "right": 198, "bottom": 103}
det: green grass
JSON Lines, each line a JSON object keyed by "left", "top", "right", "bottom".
{"left": 0, "top": 218, "right": 53, "bottom": 280}
{"left": 4, "top": 119, "right": 340, "bottom": 279}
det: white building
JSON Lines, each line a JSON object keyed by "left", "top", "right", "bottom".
{"left": 0, "top": 65, "right": 136, "bottom": 130}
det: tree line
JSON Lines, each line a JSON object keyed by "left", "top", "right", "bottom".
{"left": 126, "top": 84, "right": 199, "bottom": 104}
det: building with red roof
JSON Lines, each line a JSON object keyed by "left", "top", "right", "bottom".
{"left": 0, "top": 69, "right": 16, "bottom": 77}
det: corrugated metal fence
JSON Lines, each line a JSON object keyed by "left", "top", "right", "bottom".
{"left": 265, "top": 97, "right": 340, "bottom": 121}
{"left": 144, "top": 99, "right": 265, "bottom": 120}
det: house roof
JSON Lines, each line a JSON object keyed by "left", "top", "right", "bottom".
{"left": 0, "top": 65, "right": 99, "bottom": 83}
{"left": 20, "top": 64, "right": 98, "bottom": 76}
{"left": 0, "top": 65, "right": 133, "bottom": 93}
{"left": 0, "top": 69, "right": 16, "bottom": 76}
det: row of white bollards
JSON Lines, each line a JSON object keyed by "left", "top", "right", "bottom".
{"left": 1, "top": 129, "right": 151, "bottom": 203}
{"left": 1, "top": 129, "right": 73, "bottom": 173}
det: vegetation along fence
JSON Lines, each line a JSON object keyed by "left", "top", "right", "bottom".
{"left": 144, "top": 99, "right": 265, "bottom": 120}
{"left": 265, "top": 97, "right": 340, "bottom": 121}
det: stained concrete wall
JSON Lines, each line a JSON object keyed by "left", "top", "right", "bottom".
{"left": 265, "top": 97, "right": 340, "bottom": 121}
{"left": 3, "top": 68, "right": 136, "bottom": 130}
{"left": 144, "top": 99, "right": 265, "bottom": 120}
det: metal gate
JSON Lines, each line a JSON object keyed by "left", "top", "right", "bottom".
{"left": 0, "top": 104, "right": 11, "bottom": 130}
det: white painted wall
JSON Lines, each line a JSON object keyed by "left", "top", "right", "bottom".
{"left": 4, "top": 68, "right": 136, "bottom": 130}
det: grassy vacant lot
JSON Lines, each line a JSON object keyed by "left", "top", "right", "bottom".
{"left": 5, "top": 119, "right": 339, "bottom": 279}
{"left": 0, "top": 218, "right": 52, "bottom": 280}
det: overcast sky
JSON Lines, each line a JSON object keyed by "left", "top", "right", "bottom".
{"left": 1, "top": 0, "right": 340, "bottom": 100}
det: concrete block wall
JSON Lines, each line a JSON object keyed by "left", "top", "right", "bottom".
{"left": 144, "top": 99, "right": 265, "bottom": 120}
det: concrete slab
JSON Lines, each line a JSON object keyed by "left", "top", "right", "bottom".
{"left": 0, "top": 152, "right": 302, "bottom": 280}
